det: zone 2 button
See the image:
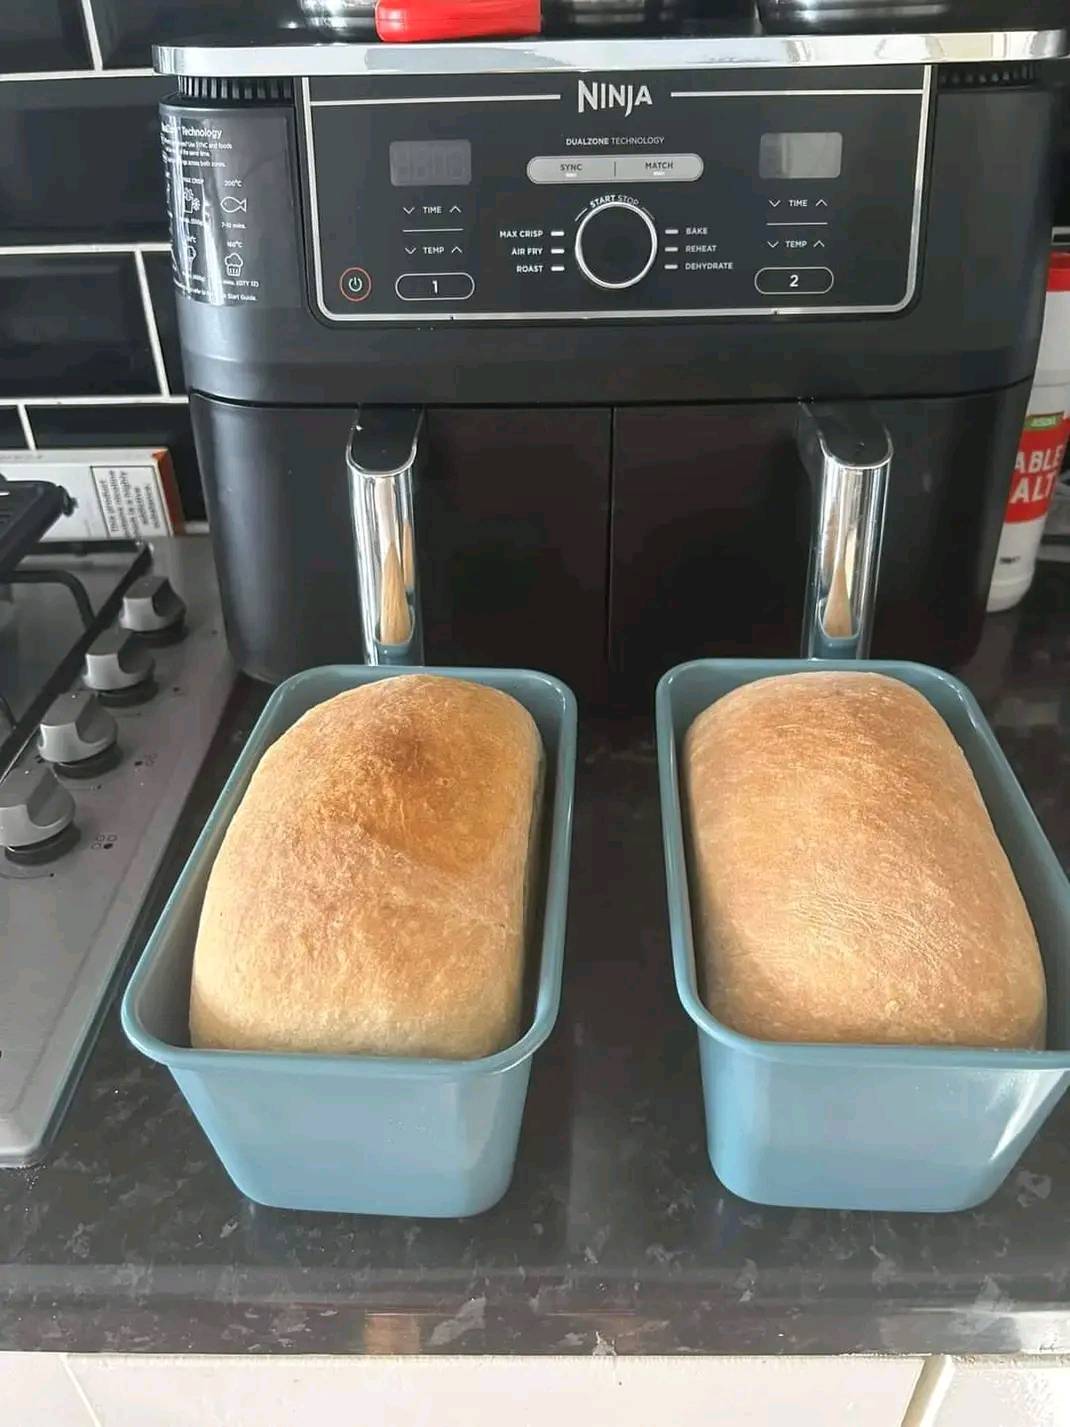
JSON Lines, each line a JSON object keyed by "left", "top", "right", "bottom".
{"left": 754, "top": 266, "right": 834, "bottom": 296}
{"left": 339, "top": 266, "right": 372, "bottom": 302}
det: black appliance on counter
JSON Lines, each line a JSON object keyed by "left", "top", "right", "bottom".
{"left": 156, "top": 24, "right": 1068, "bottom": 709}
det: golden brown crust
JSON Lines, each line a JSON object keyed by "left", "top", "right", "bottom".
{"left": 683, "top": 672, "right": 1046, "bottom": 1048}
{"left": 190, "top": 674, "right": 543, "bottom": 1058}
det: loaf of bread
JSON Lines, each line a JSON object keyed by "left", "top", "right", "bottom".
{"left": 683, "top": 672, "right": 1046, "bottom": 1048}
{"left": 190, "top": 674, "right": 543, "bottom": 1058}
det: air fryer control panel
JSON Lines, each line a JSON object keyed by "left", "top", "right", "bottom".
{"left": 301, "top": 66, "right": 930, "bottom": 322}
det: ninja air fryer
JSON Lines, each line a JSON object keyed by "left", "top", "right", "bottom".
{"left": 155, "top": 24, "right": 1068, "bottom": 708}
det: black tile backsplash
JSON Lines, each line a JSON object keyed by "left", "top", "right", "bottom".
{"left": 0, "top": 76, "right": 170, "bottom": 244}
{"left": 0, "top": 5, "right": 1067, "bottom": 534}
{"left": 91, "top": 0, "right": 308, "bottom": 69}
{"left": 0, "top": 18, "right": 204, "bottom": 507}
{"left": 0, "top": 2, "right": 91, "bottom": 74}
{"left": 29, "top": 402, "right": 204, "bottom": 520}
{"left": 143, "top": 251, "right": 185, "bottom": 393}
{"left": 0, "top": 409, "right": 28, "bottom": 450}
{"left": 0, "top": 254, "right": 156, "bottom": 399}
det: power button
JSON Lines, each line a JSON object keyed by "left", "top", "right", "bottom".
{"left": 339, "top": 266, "right": 372, "bottom": 302}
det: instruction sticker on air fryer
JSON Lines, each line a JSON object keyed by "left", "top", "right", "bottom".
{"left": 161, "top": 104, "right": 300, "bottom": 309}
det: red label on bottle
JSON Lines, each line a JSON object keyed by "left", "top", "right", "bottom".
{"left": 1004, "top": 413, "right": 1070, "bottom": 524}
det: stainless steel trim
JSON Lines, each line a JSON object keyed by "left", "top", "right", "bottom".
{"left": 299, "top": 0, "right": 376, "bottom": 36}
{"left": 303, "top": 68, "right": 932, "bottom": 322}
{"left": 902, "top": 60, "right": 931, "bottom": 326}
{"left": 346, "top": 408, "right": 424, "bottom": 666}
{"left": 574, "top": 201, "right": 658, "bottom": 290}
{"left": 305, "top": 77, "right": 333, "bottom": 329}
{"left": 798, "top": 402, "right": 892, "bottom": 661}
{"left": 77, "top": 0, "right": 104, "bottom": 70}
{"left": 156, "top": 30, "right": 1067, "bottom": 76}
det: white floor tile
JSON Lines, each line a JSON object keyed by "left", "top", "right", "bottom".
{"left": 0, "top": 1352, "right": 94, "bottom": 1426}
{"left": 935, "top": 1358, "right": 1070, "bottom": 1427}
{"left": 69, "top": 1353, "right": 922, "bottom": 1427}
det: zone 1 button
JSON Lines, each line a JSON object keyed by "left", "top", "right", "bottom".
{"left": 339, "top": 266, "right": 372, "bottom": 302}
{"left": 754, "top": 266, "right": 834, "bottom": 295}
{"left": 395, "top": 272, "right": 475, "bottom": 302}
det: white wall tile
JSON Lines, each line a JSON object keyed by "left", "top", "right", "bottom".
{"left": 935, "top": 1358, "right": 1070, "bottom": 1427}
{"left": 69, "top": 1353, "right": 922, "bottom": 1427}
{"left": 0, "top": 1352, "right": 94, "bottom": 1426}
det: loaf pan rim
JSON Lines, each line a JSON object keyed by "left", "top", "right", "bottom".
{"left": 657, "top": 655, "right": 1070, "bottom": 1072}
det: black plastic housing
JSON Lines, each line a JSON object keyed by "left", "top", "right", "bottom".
{"left": 165, "top": 72, "right": 1058, "bottom": 707}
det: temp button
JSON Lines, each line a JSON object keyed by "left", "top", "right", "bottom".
{"left": 754, "top": 266, "right": 834, "bottom": 295}
{"left": 395, "top": 272, "right": 475, "bottom": 302}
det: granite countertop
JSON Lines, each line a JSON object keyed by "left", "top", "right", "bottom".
{"left": 1, "top": 570, "right": 1068, "bottom": 1357}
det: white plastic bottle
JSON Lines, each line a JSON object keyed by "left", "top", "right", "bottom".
{"left": 988, "top": 251, "right": 1070, "bottom": 613}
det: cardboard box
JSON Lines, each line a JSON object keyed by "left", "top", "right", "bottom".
{"left": 0, "top": 448, "right": 185, "bottom": 542}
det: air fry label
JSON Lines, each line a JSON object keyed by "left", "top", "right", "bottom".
{"left": 1005, "top": 411, "right": 1070, "bottom": 524}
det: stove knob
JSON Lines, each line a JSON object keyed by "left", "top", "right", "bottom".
{"left": 120, "top": 574, "right": 186, "bottom": 644}
{"left": 0, "top": 762, "right": 77, "bottom": 862}
{"left": 83, "top": 628, "right": 155, "bottom": 705}
{"left": 38, "top": 690, "right": 119, "bottom": 774}
{"left": 575, "top": 201, "right": 658, "bottom": 291}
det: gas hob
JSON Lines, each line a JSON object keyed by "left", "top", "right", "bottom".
{"left": 0, "top": 537, "right": 232, "bottom": 1166}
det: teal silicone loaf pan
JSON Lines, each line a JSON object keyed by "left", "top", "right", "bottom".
{"left": 657, "top": 658, "right": 1070, "bottom": 1214}
{"left": 122, "top": 665, "right": 577, "bottom": 1217}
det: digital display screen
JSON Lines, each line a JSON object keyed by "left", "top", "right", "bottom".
{"left": 759, "top": 132, "right": 843, "bottom": 180}
{"left": 389, "top": 139, "right": 472, "bottom": 187}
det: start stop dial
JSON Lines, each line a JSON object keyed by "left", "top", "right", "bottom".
{"left": 574, "top": 201, "right": 659, "bottom": 291}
